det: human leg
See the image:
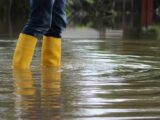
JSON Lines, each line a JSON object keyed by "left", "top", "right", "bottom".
{"left": 22, "top": 0, "right": 55, "bottom": 38}
{"left": 41, "top": 0, "right": 67, "bottom": 67}
{"left": 12, "top": 0, "right": 55, "bottom": 69}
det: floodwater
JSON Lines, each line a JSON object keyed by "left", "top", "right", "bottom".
{"left": 0, "top": 37, "right": 160, "bottom": 120}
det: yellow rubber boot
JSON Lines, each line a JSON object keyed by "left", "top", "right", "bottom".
{"left": 12, "top": 33, "right": 37, "bottom": 69}
{"left": 41, "top": 36, "right": 61, "bottom": 67}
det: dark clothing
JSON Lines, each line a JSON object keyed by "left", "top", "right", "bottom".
{"left": 22, "top": 0, "right": 67, "bottom": 38}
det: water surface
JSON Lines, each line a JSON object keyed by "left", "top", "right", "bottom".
{"left": 0, "top": 38, "right": 160, "bottom": 120}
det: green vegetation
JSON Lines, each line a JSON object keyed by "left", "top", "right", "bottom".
{"left": 0, "top": 0, "right": 115, "bottom": 27}
{"left": 67, "top": 0, "right": 116, "bottom": 28}
{"left": 0, "top": 0, "right": 159, "bottom": 39}
{"left": 0, "top": 0, "right": 29, "bottom": 20}
{"left": 142, "top": 23, "right": 160, "bottom": 40}
{"left": 0, "top": 0, "right": 116, "bottom": 37}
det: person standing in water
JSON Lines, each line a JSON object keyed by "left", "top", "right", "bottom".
{"left": 12, "top": 0, "right": 67, "bottom": 69}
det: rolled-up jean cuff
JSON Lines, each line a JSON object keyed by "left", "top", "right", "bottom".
{"left": 44, "top": 32, "right": 62, "bottom": 38}
{"left": 22, "top": 29, "right": 43, "bottom": 39}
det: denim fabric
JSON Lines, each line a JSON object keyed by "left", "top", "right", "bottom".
{"left": 22, "top": 0, "right": 67, "bottom": 38}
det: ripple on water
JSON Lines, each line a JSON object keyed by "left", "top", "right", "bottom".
{"left": 0, "top": 39, "right": 160, "bottom": 119}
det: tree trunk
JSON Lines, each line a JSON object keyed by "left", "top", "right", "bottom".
{"left": 99, "top": 28, "right": 106, "bottom": 39}
{"left": 8, "top": 0, "right": 13, "bottom": 38}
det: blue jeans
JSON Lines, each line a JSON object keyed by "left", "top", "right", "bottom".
{"left": 22, "top": 0, "right": 67, "bottom": 38}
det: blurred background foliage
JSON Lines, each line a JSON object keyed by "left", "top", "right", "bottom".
{"left": 0, "top": 0, "right": 160, "bottom": 39}
{"left": 67, "top": 0, "right": 116, "bottom": 28}
{"left": 0, "top": 0, "right": 115, "bottom": 26}
{"left": 0, "top": 0, "right": 115, "bottom": 35}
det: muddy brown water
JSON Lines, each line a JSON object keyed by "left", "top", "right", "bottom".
{"left": 0, "top": 38, "right": 160, "bottom": 120}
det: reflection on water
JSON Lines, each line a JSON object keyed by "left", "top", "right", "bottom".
{"left": 13, "top": 69, "right": 36, "bottom": 119}
{"left": 13, "top": 68, "right": 61, "bottom": 120}
{"left": 1, "top": 38, "right": 160, "bottom": 119}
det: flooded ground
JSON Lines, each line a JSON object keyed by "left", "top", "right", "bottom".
{"left": 0, "top": 37, "right": 160, "bottom": 120}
